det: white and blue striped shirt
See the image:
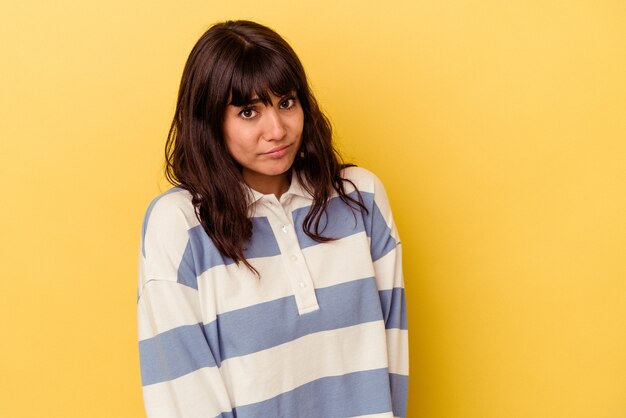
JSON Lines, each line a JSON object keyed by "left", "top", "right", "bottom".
{"left": 137, "top": 166, "right": 409, "bottom": 417}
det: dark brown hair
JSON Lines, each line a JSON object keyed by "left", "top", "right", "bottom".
{"left": 165, "top": 20, "right": 365, "bottom": 272}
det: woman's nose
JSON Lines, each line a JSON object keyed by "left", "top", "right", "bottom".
{"left": 262, "top": 108, "right": 287, "bottom": 141}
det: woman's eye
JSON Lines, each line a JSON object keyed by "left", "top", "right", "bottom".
{"left": 239, "top": 108, "right": 257, "bottom": 119}
{"left": 280, "top": 97, "right": 296, "bottom": 109}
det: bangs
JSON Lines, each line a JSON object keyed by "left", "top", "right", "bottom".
{"left": 228, "top": 46, "right": 302, "bottom": 106}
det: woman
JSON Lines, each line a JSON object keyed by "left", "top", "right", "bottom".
{"left": 137, "top": 20, "right": 408, "bottom": 418}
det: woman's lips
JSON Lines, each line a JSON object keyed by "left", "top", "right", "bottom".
{"left": 264, "top": 144, "right": 290, "bottom": 158}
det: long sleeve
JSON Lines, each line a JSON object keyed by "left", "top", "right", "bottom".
{"left": 137, "top": 190, "right": 232, "bottom": 418}
{"left": 364, "top": 172, "right": 409, "bottom": 418}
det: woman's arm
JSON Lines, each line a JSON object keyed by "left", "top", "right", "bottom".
{"left": 137, "top": 191, "right": 232, "bottom": 418}
{"left": 363, "top": 171, "right": 409, "bottom": 418}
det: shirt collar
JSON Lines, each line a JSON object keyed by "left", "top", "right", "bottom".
{"left": 245, "top": 171, "right": 313, "bottom": 206}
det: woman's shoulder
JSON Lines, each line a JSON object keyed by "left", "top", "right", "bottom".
{"left": 340, "top": 165, "right": 387, "bottom": 195}
{"left": 144, "top": 186, "right": 194, "bottom": 217}
{"left": 141, "top": 186, "right": 198, "bottom": 240}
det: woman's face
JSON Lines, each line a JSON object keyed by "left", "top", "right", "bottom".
{"left": 223, "top": 90, "right": 304, "bottom": 193}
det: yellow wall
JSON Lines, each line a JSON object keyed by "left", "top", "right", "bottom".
{"left": 1, "top": 1, "right": 625, "bottom": 417}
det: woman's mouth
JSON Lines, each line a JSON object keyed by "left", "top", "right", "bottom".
{"left": 264, "top": 144, "right": 291, "bottom": 158}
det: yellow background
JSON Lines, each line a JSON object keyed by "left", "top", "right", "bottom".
{"left": 1, "top": 0, "right": 625, "bottom": 417}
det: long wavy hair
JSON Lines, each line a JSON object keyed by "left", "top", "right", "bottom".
{"left": 165, "top": 20, "right": 366, "bottom": 272}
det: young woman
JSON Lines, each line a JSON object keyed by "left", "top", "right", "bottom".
{"left": 137, "top": 20, "right": 408, "bottom": 418}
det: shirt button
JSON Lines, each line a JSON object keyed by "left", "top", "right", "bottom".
{"left": 299, "top": 282, "right": 307, "bottom": 288}
{"left": 282, "top": 225, "right": 288, "bottom": 233}
{"left": 290, "top": 254, "right": 298, "bottom": 261}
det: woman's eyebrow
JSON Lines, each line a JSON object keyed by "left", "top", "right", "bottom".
{"left": 228, "top": 97, "right": 262, "bottom": 106}
{"left": 229, "top": 92, "right": 292, "bottom": 107}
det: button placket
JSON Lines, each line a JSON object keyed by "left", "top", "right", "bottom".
{"left": 265, "top": 200, "right": 318, "bottom": 314}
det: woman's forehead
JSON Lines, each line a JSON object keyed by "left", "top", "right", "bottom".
{"left": 228, "top": 61, "right": 299, "bottom": 105}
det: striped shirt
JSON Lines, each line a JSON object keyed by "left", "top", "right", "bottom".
{"left": 137, "top": 166, "right": 409, "bottom": 418}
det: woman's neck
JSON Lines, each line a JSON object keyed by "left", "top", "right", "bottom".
{"left": 242, "top": 170, "right": 290, "bottom": 199}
